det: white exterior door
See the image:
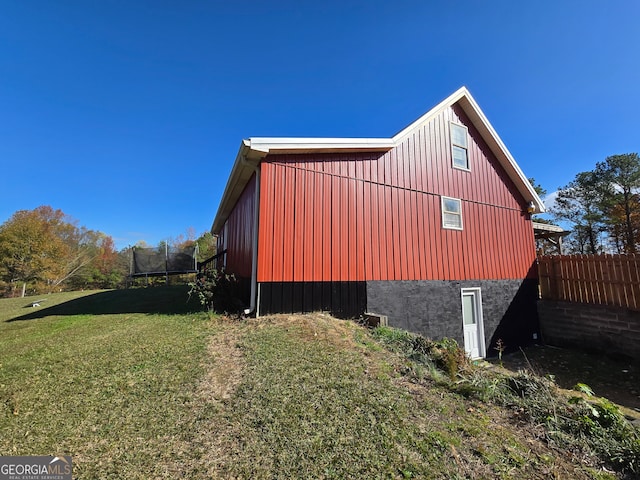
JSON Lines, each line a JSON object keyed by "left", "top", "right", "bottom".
{"left": 461, "top": 288, "right": 485, "bottom": 359}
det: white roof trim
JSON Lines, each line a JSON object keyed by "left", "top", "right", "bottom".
{"left": 246, "top": 137, "right": 395, "bottom": 155}
{"left": 248, "top": 137, "right": 394, "bottom": 149}
{"left": 212, "top": 87, "right": 545, "bottom": 233}
{"left": 390, "top": 87, "right": 544, "bottom": 213}
{"left": 391, "top": 87, "right": 469, "bottom": 142}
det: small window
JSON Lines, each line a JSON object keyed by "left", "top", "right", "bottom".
{"left": 442, "top": 196, "right": 463, "bottom": 230}
{"left": 450, "top": 122, "right": 469, "bottom": 170}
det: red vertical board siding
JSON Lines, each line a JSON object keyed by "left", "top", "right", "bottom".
{"left": 411, "top": 190, "right": 421, "bottom": 279}
{"left": 347, "top": 176, "right": 357, "bottom": 281}
{"left": 417, "top": 195, "right": 434, "bottom": 280}
{"left": 389, "top": 186, "right": 400, "bottom": 279}
{"left": 367, "top": 181, "right": 379, "bottom": 280}
{"left": 322, "top": 172, "right": 332, "bottom": 281}
{"left": 355, "top": 178, "right": 366, "bottom": 281}
{"left": 257, "top": 164, "right": 273, "bottom": 283}
{"left": 407, "top": 189, "right": 418, "bottom": 279}
{"left": 470, "top": 202, "right": 482, "bottom": 279}
{"left": 331, "top": 173, "right": 341, "bottom": 281}
{"left": 427, "top": 122, "right": 437, "bottom": 193}
{"left": 362, "top": 179, "right": 371, "bottom": 279}
{"left": 372, "top": 183, "right": 381, "bottom": 280}
{"left": 505, "top": 210, "right": 516, "bottom": 278}
{"left": 267, "top": 164, "right": 283, "bottom": 282}
{"left": 381, "top": 185, "right": 392, "bottom": 280}
{"left": 397, "top": 182, "right": 407, "bottom": 279}
{"left": 221, "top": 174, "right": 255, "bottom": 279}
{"left": 415, "top": 128, "right": 424, "bottom": 192}
{"left": 292, "top": 168, "right": 304, "bottom": 281}
{"left": 282, "top": 166, "right": 295, "bottom": 281}
{"left": 340, "top": 173, "right": 350, "bottom": 281}
{"left": 261, "top": 107, "right": 524, "bottom": 209}
{"left": 398, "top": 140, "right": 407, "bottom": 191}
{"left": 254, "top": 103, "right": 536, "bottom": 283}
{"left": 303, "top": 170, "right": 315, "bottom": 281}
{"left": 313, "top": 171, "right": 324, "bottom": 282}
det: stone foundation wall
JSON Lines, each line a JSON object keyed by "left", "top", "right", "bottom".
{"left": 366, "top": 279, "right": 539, "bottom": 356}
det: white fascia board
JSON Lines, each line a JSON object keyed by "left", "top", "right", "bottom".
{"left": 247, "top": 137, "right": 394, "bottom": 153}
{"left": 391, "top": 86, "right": 469, "bottom": 142}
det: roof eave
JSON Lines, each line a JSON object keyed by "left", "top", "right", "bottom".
{"left": 211, "top": 140, "right": 261, "bottom": 234}
{"left": 212, "top": 87, "right": 546, "bottom": 234}
{"left": 211, "top": 139, "right": 394, "bottom": 234}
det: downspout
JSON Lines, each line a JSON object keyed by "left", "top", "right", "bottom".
{"left": 242, "top": 156, "right": 261, "bottom": 316}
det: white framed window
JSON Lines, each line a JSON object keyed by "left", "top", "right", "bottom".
{"left": 441, "top": 196, "right": 463, "bottom": 230}
{"left": 450, "top": 122, "right": 469, "bottom": 170}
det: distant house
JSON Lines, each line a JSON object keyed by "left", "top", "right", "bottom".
{"left": 211, "top": 87, "right": 545, "bottom": 358}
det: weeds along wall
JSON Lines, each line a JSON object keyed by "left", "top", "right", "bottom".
{"left": 538, "top": 300, "right": 640, "bottom": 361}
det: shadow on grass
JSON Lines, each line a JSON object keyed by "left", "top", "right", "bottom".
{"left": 7, "top": 286, "right": 203, "bottom": 322}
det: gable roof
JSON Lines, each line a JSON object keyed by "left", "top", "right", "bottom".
{"left": 212, "top": 87, "right": 545, "bottom": 233}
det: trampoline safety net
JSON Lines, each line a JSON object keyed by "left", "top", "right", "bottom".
{"left": 131, "top": 245, "right": 198, "bottom": 276}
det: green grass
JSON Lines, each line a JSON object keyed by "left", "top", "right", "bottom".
{"left": 213, "top": 323, "right": 436, "bottom": 478}
{"left": 0, "top": 291, "right": 631, "bottom": 478}
{"left": 202, "top": 315, "right": 599, "bottom": 479}
{"left": 1, "top": 286, "right": 212, "bottom": 478}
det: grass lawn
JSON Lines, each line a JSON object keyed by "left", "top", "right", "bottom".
{"left": 0, "top": 288, "right": 632, "bottom": 478}
{"left": 0, "top": 287, "right": 212, "bottom": 478}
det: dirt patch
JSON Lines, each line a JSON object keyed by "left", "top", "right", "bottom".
{"left": 197, "top": 327, "right": 246, "bottom": 403}
{"left": 494, "top": 345, "right": 640, "bottom": 416}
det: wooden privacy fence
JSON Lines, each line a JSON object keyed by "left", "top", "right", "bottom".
{"left": 538, "top": 254, "right": 640, "bottom": 311}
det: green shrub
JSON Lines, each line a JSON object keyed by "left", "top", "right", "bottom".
{"left": 188, "top": 269, "right": 243, "bottom": 314}
{"left": 371, "top": 327, "right": 469, "bottom": 381}
{"left": 427, "top": 338, "right": 469, "bottom": 381}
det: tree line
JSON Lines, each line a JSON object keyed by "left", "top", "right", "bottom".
{"left": 0, "top": 205, "right": 216, "bottom": 298}
{"left": 549, "top": 153, "right": 640, "bottom": 254}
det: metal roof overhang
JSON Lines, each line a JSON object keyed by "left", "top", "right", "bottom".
{"left": 211, "top": 87, "right": 546, "bottom": 234}
{"left": 211, "top": 138, "right": 394, "bottom": 233}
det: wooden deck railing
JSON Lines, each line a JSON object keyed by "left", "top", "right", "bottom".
{"left": 538, "top": 254, "right": 640, "bottom": 311}
{"left": 197, "top": 249, "right": 227, "bottom": 271}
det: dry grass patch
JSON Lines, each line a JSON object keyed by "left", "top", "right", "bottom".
{"left": 198, "top": 328, "right": 246, "bottom": 403}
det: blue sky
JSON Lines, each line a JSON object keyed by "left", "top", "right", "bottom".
{"left": 1, "top": 1, "right": 639, "bottom": 249}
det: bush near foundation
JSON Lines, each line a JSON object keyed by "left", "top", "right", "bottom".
{"left": 188, "top": 269, "right": 243, "bottom": 314}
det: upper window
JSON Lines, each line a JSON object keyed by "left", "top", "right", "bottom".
{"left": 442, "top": 196, "right": 463, "bottom": 230}
{"left": 450, "top": 122, "right": 469, "bottom": 170}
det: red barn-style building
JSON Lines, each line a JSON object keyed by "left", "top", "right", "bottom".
{"left": 211, "top": 87, "right": 544, "bottom": 358}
